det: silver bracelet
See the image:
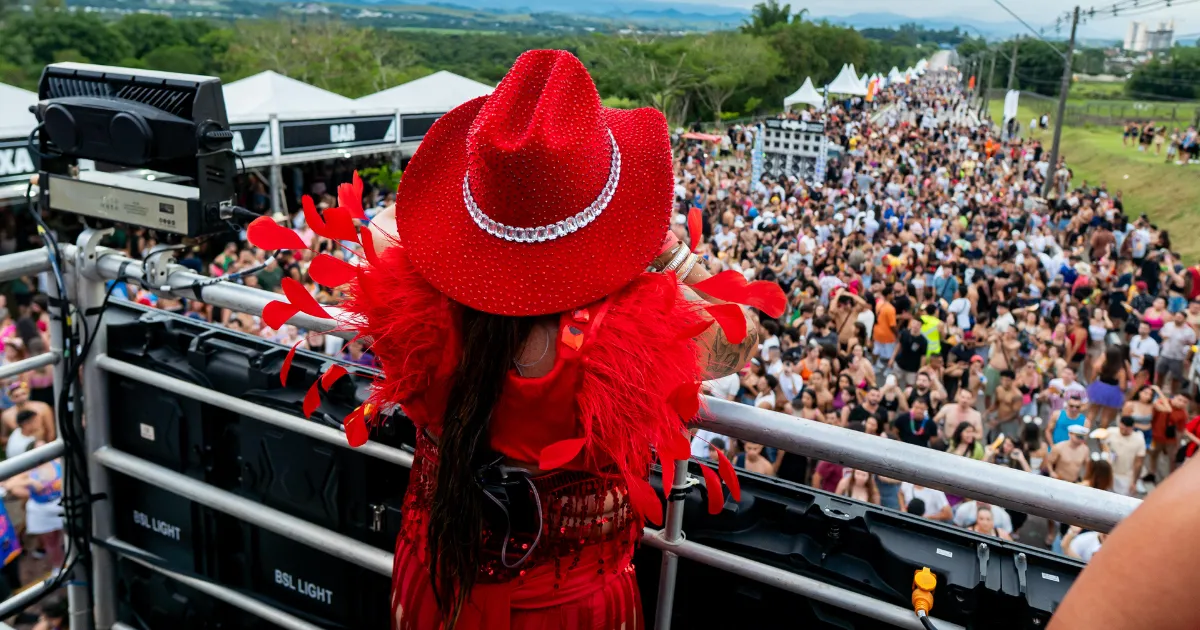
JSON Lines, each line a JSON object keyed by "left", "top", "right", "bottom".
{"left": 678, "top": 253, "right": 701, "bottom": 279}
{"left": 662, "top": 245, "right": 690, "bottom": 272}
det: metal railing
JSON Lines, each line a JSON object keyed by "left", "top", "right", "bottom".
{"left": 0, "top": 243, "right": 1146, "bottom": 629}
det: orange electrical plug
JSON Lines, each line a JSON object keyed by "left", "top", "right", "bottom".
{"left": 912, "top": 567, "right": 937, "bottom": 615}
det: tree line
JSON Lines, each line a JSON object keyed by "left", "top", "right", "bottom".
{"left": 0, "top": 0, "right": 957, "bottom": 123}
{"left": 958, "top": 34, "right": 1199, "bottom": 101}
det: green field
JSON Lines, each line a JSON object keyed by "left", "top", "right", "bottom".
{"left": 386, "top": 26, "right": 505, "bottom": 34}
{"left": 990, "top": 99, "right": 1200, "bottom": 261}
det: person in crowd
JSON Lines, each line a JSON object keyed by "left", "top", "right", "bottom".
{"left": 0, "top": 382, "right": 54, "bottom": 450}
{"left": 2, "top": 451, "right": 64, "bottom": 571}
{"left": 898, "top": 482, "right": 952, "bottom": 521}
{"left": 1105, "top": 417, "right": 1147, "bottom": 496}
{"left": 835, "top": 469, "right": 881, "bottom": 505}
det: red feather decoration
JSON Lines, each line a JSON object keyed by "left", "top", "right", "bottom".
{"left": 302, "top": 195, "right": 326, "bottom": 233}
{"left": 687, "top": 207, "right": 702, "bottom": 252}
{"left": 662, "top": 430, "right": 692, "bottom": 462}
{"left": 692, "top": 271, "right": 788, "bottom": 318}
{"left": 659, "top": 456, "right": 676, "bottom": 497}
{"left": 715, "top": 449, "right": 741, "bottom": 502}
{"left": 538, "top": 438, "right": 586, "bottom": 471}
{"left": 700, "top": 464, "right": 725, "bottom": 515}
{"left": 320, "top": 364, "right": 347, "bottom": 390}
{"left": 628, "top": 476, "right": 663, "bottom": 526}
{"left": 319, "top": 206, "right": 359, "bottom": 242}
{"left": 309, "top": 254, "right": 357, "bottom": 288}
{"left": 358, "top": 228, "right": 380, "bottom": 267}
{"left": 262, "top": 300, "right": 300, "bottom": 330}
{"left": 302, "top": 381, "right": 322, "bottom": 418}
{"left": 281, "top": 278, "right": 331, "bottom": 319}
{"left": 280, "top": 340, "right": 301, "bottom": 387}
{"left": 675, "top": 318, "right": 714, "bottom": 340}
{"left": 246, "top": 216, "right": 306, "bottom": 251}
{"left": 337, "top": 172, "right": 366, "bottom": 221}
{"left": 343, "top": 406, "right": 368, "bottom": 447}
{"left": 667, "top": 381, "right": 702, "bottom": 420}
{"left": 704, "top": 303, "right": 748, "bottom": 343}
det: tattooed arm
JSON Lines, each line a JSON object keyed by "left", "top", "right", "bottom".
{"left": 683, "top": 285, "right": 761, "bottom": 379}
{"left": 652, "top": 242, "right": 761, "bottom": 380}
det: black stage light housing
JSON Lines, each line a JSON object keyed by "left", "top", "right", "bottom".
{"left": 35, "top": 62, "right": 241, "bottom": 237}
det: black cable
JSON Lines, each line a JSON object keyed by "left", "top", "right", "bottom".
{"left": 24, "top": 187, "right": 90, "bottom": 608}
{"left": 917, "top": 610, "right": 938, "bottom": 630}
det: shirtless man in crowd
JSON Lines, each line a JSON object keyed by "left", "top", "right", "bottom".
{"left": 988, "top": 369, "right": 1023, "bottom": 441}
{"left": 1047, "top": 424, "right": 1092, "bottom": 482}
{"left": 936, "top": 388, "right": 984, "bottom": 446}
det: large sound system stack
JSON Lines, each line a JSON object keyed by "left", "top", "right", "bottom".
{"left": 103, "top": 303, "right": 1083, "bottom": 629}
{"left": 105, "top": 305, "right": 403, "bottom": 628}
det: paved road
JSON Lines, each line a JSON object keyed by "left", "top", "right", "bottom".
{"left": 929, "top": 50, "right": 958, "bottom": 71}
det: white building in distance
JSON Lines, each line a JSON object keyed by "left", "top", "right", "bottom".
{"left": 1124, "top": 20, "right": 1174, "bottom": 52}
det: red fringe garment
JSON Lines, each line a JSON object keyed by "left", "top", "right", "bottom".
{"left": 242, "top": 184, "right": 785, "bottom": 630}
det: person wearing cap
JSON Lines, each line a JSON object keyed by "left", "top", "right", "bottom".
{"left": 1046, "top": 390, "right": 1089, "bottom": 446}
{"left": 322, "top": 51, "right": 787, "bottom": 628}
{"left": 1105, "top": 416, "right": 1147, "bottom": 496}
{"left": 1047, "top": 424, "right": 1092, "bottom": 484}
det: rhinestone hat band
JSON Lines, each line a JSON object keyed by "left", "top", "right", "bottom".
{"left": 464, "top": 129, "right": 621, "bottom": 243}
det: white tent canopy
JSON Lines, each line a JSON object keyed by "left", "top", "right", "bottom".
{"left": 0, "top": 83, "right": 38, "bottom": 140}
{"left": 827, "top": 64, "right": 868, "bottom": 96}
{"left": 783, "top": 77, "right": 824, "bottom": 109}
{"left": 888, "top": 67, "right": 903, "bottom": 83}
{"left": 356, "top": 70, "right": 493, "bottom": 114}
{"left": 222, "top": 71, "right": 357, "bottom": 123}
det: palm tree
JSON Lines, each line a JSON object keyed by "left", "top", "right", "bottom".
{"left": 742, "top": 0, "right": 793, "bottom": 35}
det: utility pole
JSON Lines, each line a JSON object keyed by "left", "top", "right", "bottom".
{"left": 982, "top": 51, "right": 997, "bottom": 121}
{"left": 1007, "top": 37, "right": 1020, "bottom": 90}
{"left": 1043, "top": 5, "right": 1079, "bottom": 198}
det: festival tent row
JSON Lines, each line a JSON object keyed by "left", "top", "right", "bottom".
{"left": 826, "top": 64, "right": 868, "bottom": 96}
{"left": 0, "top": 69, "right": 493, "bottom": 212}
{"left": 223, "top": 69, "right": 494, "bottom": 171}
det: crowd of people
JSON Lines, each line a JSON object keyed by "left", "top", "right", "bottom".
{"left": 1121, "top": 120, "right": 1200, "bottom": 165}
{"left": 0, "top": 66, "right": 1198, "bottom": 601}
{"left": 677, "top": 71, "right": 1200, "bottom": 562}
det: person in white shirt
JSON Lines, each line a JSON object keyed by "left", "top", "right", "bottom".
{"left": 1129, "top": 322, "right": 1160, "bottom": 376}
{"left": 1064, "top": 526, "right": 1104, "bottom": 562}
{"left": 898, "top": 483, "right": 952, "bottom": 521}
{"left": 777, "top": 362, "right": 804, "bottom": 403}
{"left": 953, "top": 500, "right": 1014, "bottom": 535}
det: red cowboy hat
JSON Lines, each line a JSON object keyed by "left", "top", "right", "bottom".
{"left": 394, "top": 49, "right": 673, "bottom": 316}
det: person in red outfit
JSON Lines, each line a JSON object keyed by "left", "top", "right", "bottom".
{"left": 245, "top": 50, "right": 784, "bottom": 630}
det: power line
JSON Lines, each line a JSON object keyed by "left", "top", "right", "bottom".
{"left": 991, "top": 0, "right": 1070, "bottom": 60}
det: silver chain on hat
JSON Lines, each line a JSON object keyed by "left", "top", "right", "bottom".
{"left": 463, "top": 129, "right": 621, "bottom": 243}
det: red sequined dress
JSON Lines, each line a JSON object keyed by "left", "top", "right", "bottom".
{"left": 340, "top": 238, "right": 784, "bottom": 630}
{"left": 249, "top": 222, "right": 781, "bottom": 628}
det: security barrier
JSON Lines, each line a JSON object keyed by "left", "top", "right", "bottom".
{"left": 0, "top": 241, "right": 1141, "bottom": 630}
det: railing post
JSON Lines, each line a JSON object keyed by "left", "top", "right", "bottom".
{"left": 653, "top": 460, "right": 690, "bottom": 630}
{"left": 44, "top": 256, "right": 92, "bottom": 629}
{"left": 75, "top": 229, "right": 117, "bottom": 629}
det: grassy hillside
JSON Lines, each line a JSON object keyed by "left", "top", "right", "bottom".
{"left": 991, "top": 100, "right": 1200, "bottom": 261}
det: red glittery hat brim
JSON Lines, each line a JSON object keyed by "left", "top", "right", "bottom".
{"left": 395, "top": 96, "right": 674, "bottom": 317}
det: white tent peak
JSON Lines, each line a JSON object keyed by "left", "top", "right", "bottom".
{"left": 827, "top": 64, "right": 867, "bottom": 96}
{"left": 783, "top": 77, "right": 823, "bottom": 109}
{"left": 0, "top": 82, "right": 38, "bottom": 139}
{"left": 356, "top": 70, "right": 494, "bottom": 114}
{"left": 222, "top": 71, "right": 356, "bottom": 123}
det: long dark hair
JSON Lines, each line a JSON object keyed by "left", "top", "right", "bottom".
{"left": 427, "top": 308, "right": 534, "bottom": 627}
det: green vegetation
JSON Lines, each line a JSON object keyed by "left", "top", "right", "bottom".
{"left": 0, "top": 0, "right": 953, "bottom": 124}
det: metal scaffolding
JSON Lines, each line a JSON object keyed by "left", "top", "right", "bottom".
{"left": 0, "top": 244, "right": 1143, "bottom": 629}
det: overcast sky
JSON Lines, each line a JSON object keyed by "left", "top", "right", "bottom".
{"left": 712, "top": 0, "right": 1200, "bottom": 40}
